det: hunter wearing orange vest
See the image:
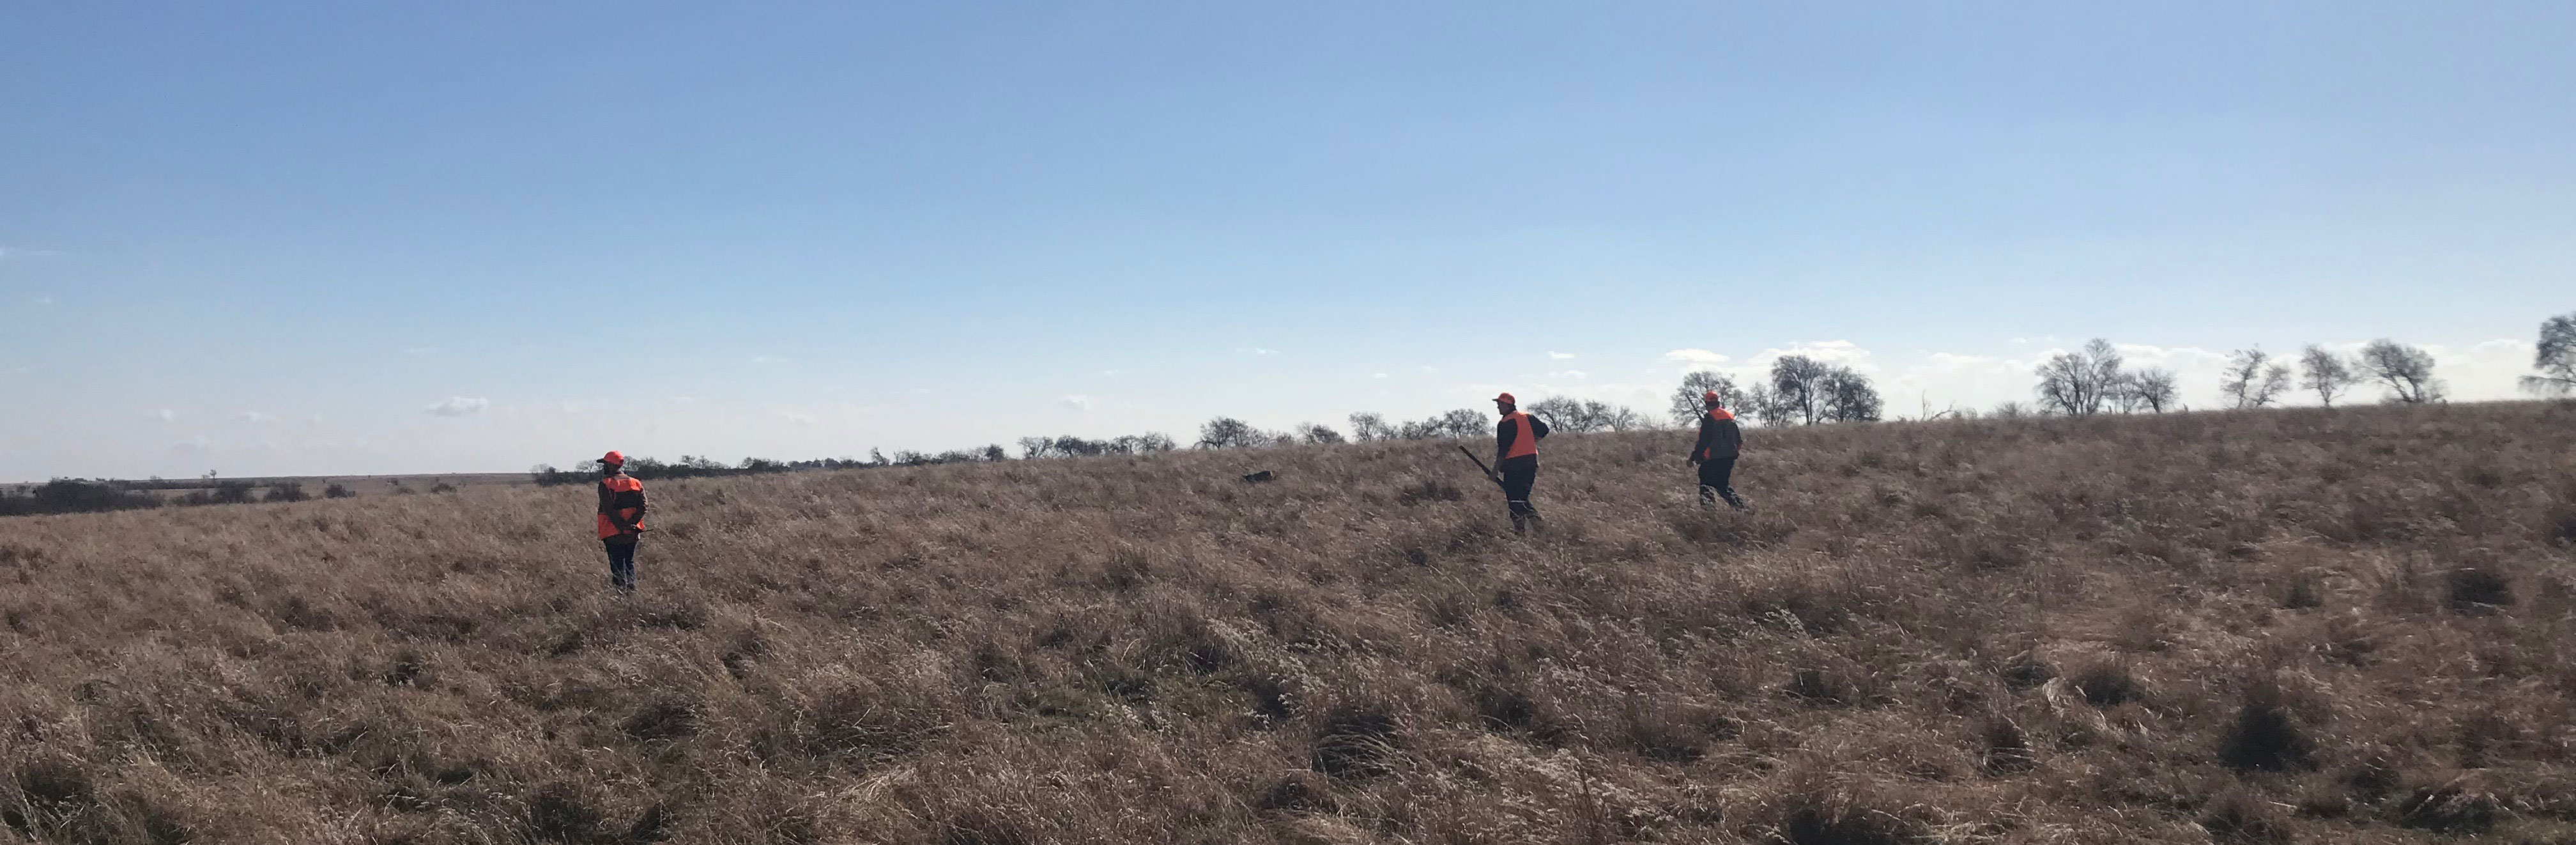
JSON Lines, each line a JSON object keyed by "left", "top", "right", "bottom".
{"left": 1492, "top": 392, "right": 1551, "bottom": 534}
{"left": 1685, "top": 391, "right": 1752, "bottom": 512}
{"left": 595, "top": 451, "right": 649, "bottom": 591}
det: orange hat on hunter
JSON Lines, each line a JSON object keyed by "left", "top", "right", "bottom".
{"left": 1703, "top": 390, "right": 1724, "bottom": 404}
{"left": 601, "top": 451, "right": 625, "bottom": 467}
{"left": 1494, "top": 392, "right": 1516, "bottom": 404}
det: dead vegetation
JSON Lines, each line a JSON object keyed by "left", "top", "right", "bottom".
{"left": 1, "top": 401, "right": 2572, "bottom": 844}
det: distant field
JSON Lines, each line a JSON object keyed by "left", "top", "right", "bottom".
{"left": 0, "top": 472, "right": 533, "bottom": 499}
{"left": 1, "top": 403, "right": 2571, "bottom": 844}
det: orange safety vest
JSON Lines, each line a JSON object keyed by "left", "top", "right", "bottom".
{"left": 597, "top": 475, "right": 645, "bottom": 539}
{"left": 1696, "top": 408, "right": 1738, "bottom": 461}
{"left": 1499, "top": 412, "right": 1538, "bottom": 460}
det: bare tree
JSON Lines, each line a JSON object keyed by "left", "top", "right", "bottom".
{"left": 1603, "top": 405, "right": 1648, "bottom": 431}
{"left": 2219, "top": 348, "right": 2292, "bottom": 409}
{"left": 1990, "top": 401, "right": 2030, "bottom": 419}
{"left": 2523, "top": 312, "right": 2576, "bottom": 397}
{"left": 1820, "top": 368, "right": 1883, "bottom": 422}
{"left": 2034, "top": 338, "right": 2124, "bottom": 416}
{"left": 2298, "top": 345, "right": 2361, "bottom": 407}
{"left": 2128, "top": 368, "right": 2179, "bottom": 413}
{"left": 1528, "top": 396, "right": 1621, "bottom": 433}
{"left": 1296, "top": 423, "right": 1346, "bottom": 445}
{"left": 2357, "top": 339, "right": 2445, "bottom": 404}
{"left": 1667, "top": 371, "right": 1744, "bottom": 426}
{"left": 1434, "top": 408, "right": 1490, "bottom": 438}
{"left": 1744, "top": 384, "right": 1793, "bottom": 427}
{"left": 1196, "top": 417, "right": 1270, "bottom": 449}
{"left": 1769, "top": 355, "right": 1832, "bottom": 424}
{"left": 1346, "top": 412, "right": 1394, "bottom": 442}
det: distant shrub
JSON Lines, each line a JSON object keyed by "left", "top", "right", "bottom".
{"left": 429, "top": 482, "right": 459, "bottom": 494}
{"left": 0, "top": 479, "right": 160, "bottom": 516}
{"left": 263, "top": 483, "right": 309, "bottom": 503}
{"left": 323, "top": 483, "right": 355, "bottom": 499}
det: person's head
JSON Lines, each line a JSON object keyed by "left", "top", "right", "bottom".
{"left": 1493, "top": 392, "right": 1516, "bottom": 414}
{"left": 601, "top": 451, "right": 626, "bottom": 475}
{"left": 1703, "top": 389, "right": 1725, "bottom": 410}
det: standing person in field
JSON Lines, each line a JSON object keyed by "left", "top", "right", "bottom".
{"left": 1686, "top": 390, "right": 1752, "bottom": 512}
{"left": 1492, "top": 392, "right": 1550, "bottom": 534}
{"left": 595, "top": 451, "right": 648, "bottom": 592}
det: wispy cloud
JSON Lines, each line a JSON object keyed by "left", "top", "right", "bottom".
{"left": 1372, "top": 372, "right": 1390, "bottom": 379}
{"left": 1060, "top": 394, "right": 1094, "bottom": 411}
{"left": 1664, "top": 348, "right": 1729, "bottom": 366}
{"left": 1551, "top": 370, "right": 1589, "bottom": 380}
{"left": 238, "top": 411, "right": 279, "bottom": 424}
{"left": 1549, "top": 351, "right": 1576, "bottom": 360}
{"left": 31, "top": 296, "right": 54, "bottom": 306}
{"left": 425, "top": 396, "right": 489, "bottom": 417}
{"left": 147, "top": 409, "right": 175, "bottom": 423}
{"left": 0, "top": 246, "right": 63, "bottom": 260}
{"left": 779, "top": 410, "right": 816, "bottom": 425}
{"left": 1238, "top": 346, "right": 1281, "bottom": 356}
{"left": 751, "top": 355, "right": 789, "bottom": 364}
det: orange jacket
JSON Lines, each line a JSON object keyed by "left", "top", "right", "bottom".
{"left": 596, "top": 474, "right": 647, "bottom": 540}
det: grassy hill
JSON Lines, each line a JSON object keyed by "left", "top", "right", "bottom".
{"left": 2, "top": 403, "right": 2571, "bottom": 844}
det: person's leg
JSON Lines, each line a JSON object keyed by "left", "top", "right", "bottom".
{"left": 1697, "top": 460, "right": 1724, "bottom": 509}
{"left": 1501, "top": 460, "right": 1540, "bottom": 533}
{"left": 605, "top": 541, "right": 636, "bottom": 591}
{"left": 1710, "top": 458, "right": 1748, "bottom": 510}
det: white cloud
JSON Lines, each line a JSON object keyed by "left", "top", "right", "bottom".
{"left": 751, "top": 355, "right": 788, "bottom": 364}
{"left": 780, "top": 410, "right": 817, "bottom": 426}
{"left": 1372, "top": 372, "right": 1390, "bottom": 379}
{"left": 1551, "top": 370, "right": 1589, "bottom": 380}
{"left": 1060, "top": 394, "right": 1094, "bottom": 411}
{"left": 425, "top": 396, "right": 489, "bottom": 417}
{"left": 0, "top": 246, "right": 61, "bottom": 260}
{"left": 147, "top": 409, "right": 175, "bottom": 422}
{"left": 666, "top": 396, "right": 698, "bottom": 405}
{"left": 1240, "top": 347, "right": 1281, "bottom": 356}
{"left": 1664, "top": 348, "right": 1729, "bottom": 365}
{"left": 238, "top": 411, "right": 279, "bottom": 424}
{"left": 1549, "top": 352, "right": 1576, "bottom": 360}
{"left": 32, "top": 297, "right": 54, "bottom": 306}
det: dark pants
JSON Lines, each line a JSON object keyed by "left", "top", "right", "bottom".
{"left": 603, "top": 539, "right": 638, "bottom": 591}
{"left": 1498, "top": 455, "right": 1540, "bottom": 532}
{"left": 1698, "top": 458, "right": 1748, "bottom": 510}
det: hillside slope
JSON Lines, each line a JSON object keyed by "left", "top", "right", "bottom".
{"left": 3, "top": 403, "right": 2572, "bottom": 844}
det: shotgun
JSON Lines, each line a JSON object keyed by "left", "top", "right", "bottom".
{"left": 1455, "top": 445, "right": 1503, "bottom": 488}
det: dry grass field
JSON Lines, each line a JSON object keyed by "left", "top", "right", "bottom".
{"left": 3, "top": 402, "right": 2572, "bottom": 844}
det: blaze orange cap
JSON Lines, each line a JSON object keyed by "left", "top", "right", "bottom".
{"left": 1494, "top": 392, "right": 1515, "bottom": 404}
{"left": 602, "top": 451, "right": 625, "bottom": 467}
{"left": 1703, "top": 390, "right": 1724, "bottom": 405}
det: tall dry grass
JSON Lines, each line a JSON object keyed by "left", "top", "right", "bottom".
{"left": 3, "top": 402, "right": 2572, "bottom": 844}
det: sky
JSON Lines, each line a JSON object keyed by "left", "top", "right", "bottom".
{"left": 3, "top": 2, "right": 2570, "bottom": 480}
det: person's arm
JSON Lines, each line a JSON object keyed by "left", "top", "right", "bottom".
{"left": 1494, "top": 418, "right": 1517, "bottom": 461}
{"left": 1529, "top": 415, "right": 1549, "bottom": 440}
{"left": 1719, "top": 419, "right": 1743, "bottom": 458}
{"left": 629, "top": 485, "right": 648, "bottom": 531}
{"left": 1689, "top": 415, "right": 1717, "bottom": 463}
{"left": 597, "top": 480, "right": 615, "bottom": 518}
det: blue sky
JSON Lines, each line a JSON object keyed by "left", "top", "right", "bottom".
{"left": 4, "top": 2, "right": 2571, "bottom": 479}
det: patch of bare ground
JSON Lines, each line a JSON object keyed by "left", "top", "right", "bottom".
{"left": 2, "top": 401, "right": 2572, "bottom": 843}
